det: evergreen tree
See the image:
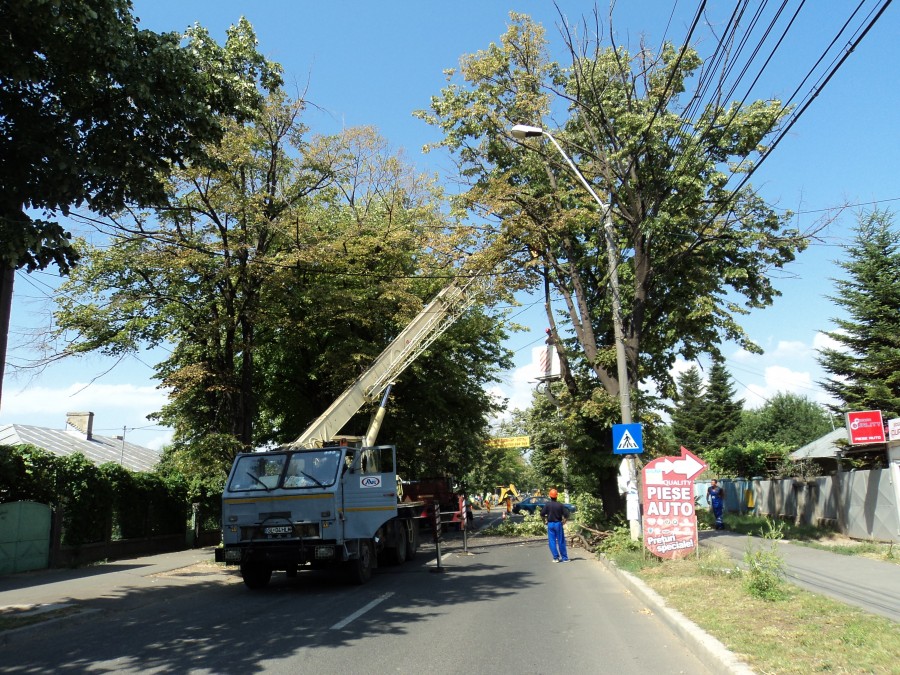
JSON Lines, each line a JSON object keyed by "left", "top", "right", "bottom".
{"left": 701, "top": 355, "right": 744, "bottom": 449}
{"left": 670, "top": 366, "right": 706, "bottom": 452}
{"left": 818, "top": 210, "right": 900, "bottom": 417}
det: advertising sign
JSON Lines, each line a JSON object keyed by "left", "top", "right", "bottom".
{"left": 641, "top": 447, "right": 707, "bottom": 560}
{"left": 484, "top": 436, "right": 530, "bottom": 449}
{"left": 846, "top": 410, "right": 886, "bottom": 445}
{"left": 889, "top": 418, "right": 900, "bottom": 442}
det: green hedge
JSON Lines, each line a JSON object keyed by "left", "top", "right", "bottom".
{"left": 0, "top": 444, "right": 190, "bottom": 546}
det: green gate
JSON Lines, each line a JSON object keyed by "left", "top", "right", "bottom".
{"left": 0, "top": 501, "right": 51, "bottom": 575}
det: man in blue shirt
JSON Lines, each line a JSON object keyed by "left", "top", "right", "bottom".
{"left": 707, "top": 479, "right": 725, "bottom": 530}
{"left": 541, "top": 489, "right": 569, "bottom": 562}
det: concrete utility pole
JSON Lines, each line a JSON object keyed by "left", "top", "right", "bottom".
{"left": 511, "top": 124, "right": 641, "bottom": 539}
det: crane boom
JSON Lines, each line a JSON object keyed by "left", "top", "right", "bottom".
{"left": 290, "top": 275, "right": 483, "bottom": 448}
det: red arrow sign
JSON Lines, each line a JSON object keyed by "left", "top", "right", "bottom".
{"left": 643, "top": 446, "right": 707, "bottom": 480}
{"left": 641, "top": 447, "right": 708, "bottom": 560}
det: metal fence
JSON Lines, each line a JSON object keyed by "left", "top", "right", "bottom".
{"left": 696, "top": 469, "right": 900, "bottom": 543}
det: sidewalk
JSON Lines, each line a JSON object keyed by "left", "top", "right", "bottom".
{"left": 700, "top": 530, "right": 900, "bottom": 622}
{"left": 0, "top": 546, "right": 227, "bottom": 631}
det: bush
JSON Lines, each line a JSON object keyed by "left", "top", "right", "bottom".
{"left": 482, "top": 510, "right": 547, "bottom": 536}
{"left": 743, "top": 518, "right": 788, "bottom": 601}
{"left": 1, "top": 445, "right": 193, "bottom": 545}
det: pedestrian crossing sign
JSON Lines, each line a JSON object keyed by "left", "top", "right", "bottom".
{"left": 612, "top": 423, "right": 643, "bottom": 454}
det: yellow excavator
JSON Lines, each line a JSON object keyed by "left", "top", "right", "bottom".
{"left": 495, "top": 484, "right": 520, "bottom": 513}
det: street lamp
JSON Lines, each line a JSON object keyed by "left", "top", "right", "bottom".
{"left": 511, "top": 123, "right": 641, "bottom": 539}
{"left": 510, "top": 124, "right": 632, "bottom": 424}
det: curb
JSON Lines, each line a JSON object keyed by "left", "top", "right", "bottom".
{"left": 599, "top": 555, "right": 755, "bottom": 675}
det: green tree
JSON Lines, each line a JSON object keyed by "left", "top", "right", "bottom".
{"left": 417, "top": 13, "right": 808, "bottom": 505}
{"left": 418, "top": 14, "right": 806, "bottom": 408}
{"left": 705, "top": 441, "right": 790, "bottom": 479}
{"left": 818, "top": 210, "right": 900, "bottom": 417}
{"left": 731, "top": 392, "right": 833, "bottom": 449}
{"left": 0, "top": 3, "right": 282, "bottom": 403}
{"left": 53, "top": 91, "right": 509, "bottom": 479}
{"left": 670, "top": 365, "right": 707, "bottom": 452}
{"left": 700, "top": 355, "right": 743, "bottom": 450}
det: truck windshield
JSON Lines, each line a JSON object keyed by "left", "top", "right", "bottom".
{"left": 228, "top": 454, "right": 287, "bottom": 492}
{"left": 284, "top": 450, "right": 341, "bottom": 488}
{"left": 227, "top": 450, "right": 342, "bottom": 491}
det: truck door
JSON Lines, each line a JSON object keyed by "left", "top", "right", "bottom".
{"left": 342, "top": 445, "right": 399, "bottom": 540}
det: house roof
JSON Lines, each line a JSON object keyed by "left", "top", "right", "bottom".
{"left": 790, "top": 427, "right": 848, "bottom": 460}
{"left": 0, "top": 424, "right": 160, "bottom": 473}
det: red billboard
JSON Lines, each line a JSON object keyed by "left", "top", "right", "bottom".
{"left": 846, "top": 410, "right": 885, "bottom": 445}
{"left": 641, "top": 447, "right": 707, "bottom": 560}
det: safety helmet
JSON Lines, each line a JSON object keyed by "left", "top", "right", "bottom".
{"left": 548, "top": 488, "right": 558, "bottom": 499}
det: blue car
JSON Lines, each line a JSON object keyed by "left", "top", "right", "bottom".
{"left": 512, "top": 495, "right": 576, "bottom": 516}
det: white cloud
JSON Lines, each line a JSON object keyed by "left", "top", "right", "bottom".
{"left": 813, "top": 330, "right": 846, "bottom": 353}
{"left": 3, "top": 382, "right": 166, "bottom": 418}
{"left": 771, "top": 340, "right": 810, "bottom": 359}
{"left": 1, "top": 383, "right": 170, "bottom": 449}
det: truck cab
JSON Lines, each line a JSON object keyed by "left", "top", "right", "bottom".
{"left": 218, "top": 444, "right": 419, "bottom": 587}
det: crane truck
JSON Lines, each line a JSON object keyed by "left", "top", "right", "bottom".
{"left": 215, "top": 276, "right": 482, "bottom": 588}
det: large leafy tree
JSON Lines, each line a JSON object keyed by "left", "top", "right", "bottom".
{"left": 818, "top": 210, "right": 900, "bottom": 417}
{"left": 0, "top": 2, "right": 281, "bottom": 404}
{"left": 53, "top": 87, "right": 509, "bottom": 477}
{"left": 417, "top": 12, "right": 807, "bottom": 504}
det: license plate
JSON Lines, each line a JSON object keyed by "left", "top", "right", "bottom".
{"left": 315, "top": 546, "right": 334, "bottom": 559}
{"left": 264, "top": 525, "right": 292, "bottom": 535}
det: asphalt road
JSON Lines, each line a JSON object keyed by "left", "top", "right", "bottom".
{"left": 701, "top": 529, "right": 900, "bottom": 623}
{"left": 1, "top": 534, "right": 714, "bottom": 674}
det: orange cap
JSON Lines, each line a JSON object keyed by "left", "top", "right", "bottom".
{"left": 549, "top": 488, "right": 558, "bottom": 499}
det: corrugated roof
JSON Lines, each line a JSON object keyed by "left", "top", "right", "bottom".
{"left": 0, "top": 424, "right": 160, "bottom": 473}
{"left": 790, "top": 427, "right": 848, "bottom": 460}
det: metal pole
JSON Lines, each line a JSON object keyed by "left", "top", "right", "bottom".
{"left": 541, "top": 131, "right": 640, "bottom": 539}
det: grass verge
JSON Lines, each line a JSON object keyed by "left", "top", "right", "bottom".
{"left": 635, "top": 551, "right": 900, "bottom": 673}
{"left": 602, "top": 535, "right": 900, "bottom": 674}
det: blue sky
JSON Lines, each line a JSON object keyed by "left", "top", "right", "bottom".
{"left": 2, "top": 1, "right": 898, "bottom": 448}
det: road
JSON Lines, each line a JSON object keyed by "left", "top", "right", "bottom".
{"left": 1, "top": 533, "right": 714, "bottom": 674}
{"left": 701, "top": 529, "right": 900, "bottom": 623}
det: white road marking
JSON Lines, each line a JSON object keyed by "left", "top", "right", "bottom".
{"left": 330, "top": 592, "right": 394, "bottom": 630}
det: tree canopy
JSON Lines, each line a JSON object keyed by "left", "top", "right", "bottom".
{"left": 1, "top": 2, "right": 280, "bottom": 272}
{"left": 52, "top": 85, "right": 510, "bottom": 477}
{"left": 818, "top": 209, "right": 900, "bottom": 418}
{"left": 730, "top": 391, "right": 833, "bottom": 450}
{"left": 417, "top": 13, "right": 808, "bottom": 423}
{"left": 670, "top": 365, "right": 706, "bottom": 452}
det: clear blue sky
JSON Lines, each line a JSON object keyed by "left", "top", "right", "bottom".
{"left": 3, "top": 1, "right": 898, "bottom": 448}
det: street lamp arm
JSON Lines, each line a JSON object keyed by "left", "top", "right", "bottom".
{"left": 509, "top": 123, "right": 632, "bottom": 425}
{"left": 511, "top": 124, "right": 611, "bottom": 216}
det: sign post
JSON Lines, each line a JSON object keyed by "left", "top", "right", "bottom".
{"left": 612, "top": 423, "right": 644, "bottom": 539}
{"left": 641, "top": 446, "right": 707, "bottom": 560}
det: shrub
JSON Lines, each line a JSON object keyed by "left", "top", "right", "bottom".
{"left": 743, "top": 518, "right": 787, "bottom": 601}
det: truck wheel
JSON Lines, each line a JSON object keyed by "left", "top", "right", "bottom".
{"left": 387, "top": 525, "right": 408, "bottom": 565}
{"left": 405, "top": 521, "right": 419, "bottom": 560}
{"left": 240, "top": 562, "right": 272, "bottom": 589}
{"left": 347, "top": 541, "right": 373, "bottom": 585}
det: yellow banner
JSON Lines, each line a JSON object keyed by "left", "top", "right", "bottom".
{"left": 484, "top": 436, "right": 530, "bottom": 449}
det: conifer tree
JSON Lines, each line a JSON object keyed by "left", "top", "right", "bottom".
{"left": 818, "top": 210, "right": 900, "bottom": 417}
{"left": 701, "top": 355, "right": 744, "bottom": 449}
{"left": 670, "top": 366, "right": 707, "bottom": 452}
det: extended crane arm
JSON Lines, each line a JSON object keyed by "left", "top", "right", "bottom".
{"left": 290, "top": 275, "right": 484, "bottom": 448}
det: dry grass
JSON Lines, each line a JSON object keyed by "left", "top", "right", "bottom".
{"left": 635, "top": 548, "right": 900, "bottom": 674}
